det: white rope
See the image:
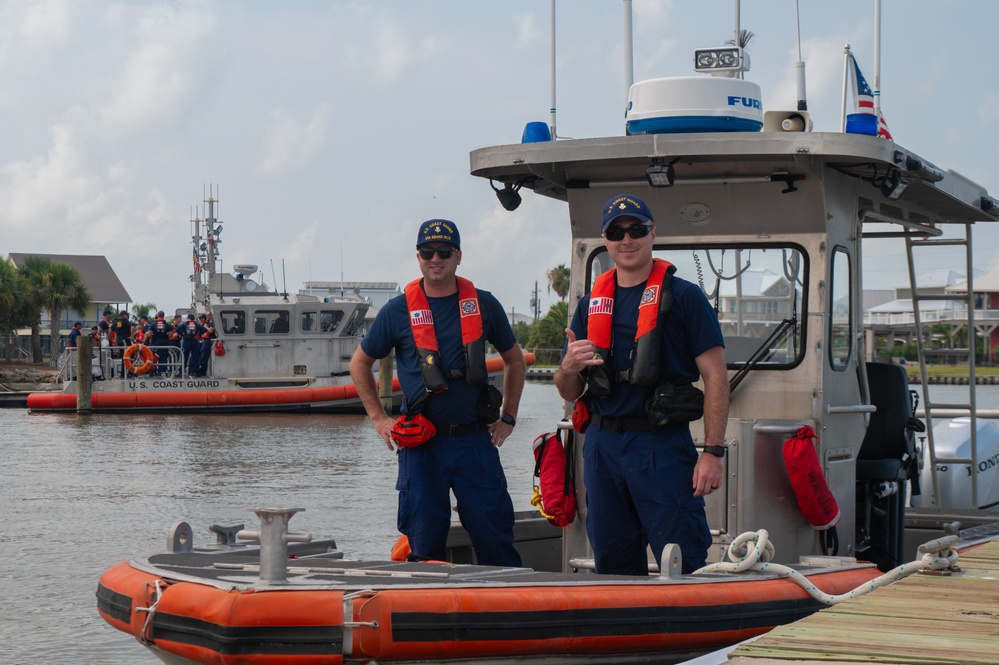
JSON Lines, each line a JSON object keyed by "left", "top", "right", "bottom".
{"left": 134, "top": 579, "right": 166, "bottom": 645}
{"left": 692, "top": 529, "right": 959, "bottom": 606}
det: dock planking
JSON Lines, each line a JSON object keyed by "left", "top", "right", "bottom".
{"left": 727, "top": 541, "right": 999, "bottom": 665}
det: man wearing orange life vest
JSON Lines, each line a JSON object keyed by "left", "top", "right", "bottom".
{"left": 555, "top": 193, "right": 729, "bottom": 576}
{"left": 350, "top": 219, "right": 526, "bottom": 567}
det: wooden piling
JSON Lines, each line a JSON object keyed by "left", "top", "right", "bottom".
{"left": 378, "top": 351, "right": 394, "bottom": 413}
{"left": 76, "top": 336, "right": 93, "bottom": 413}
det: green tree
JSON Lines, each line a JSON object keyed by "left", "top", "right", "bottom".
{"left": 0, "top": 259, "right": 30, "bottom": 364}
{"left": 18, "top": 256, "right": 54, "bottom": 363}
{"left": 38, "top": 262, "right": 92, "bottom": 367}
{"left": 132, "top": 302, "right": 157, "bottom": 319}
{"left": 511, "top": 320, "right": 531, "bottom": 347}
{"left": 546, "top": 264, "right": 571, "bottom": 301}
{"left": 527, "top": 300, "right": 569, "bottom": 365}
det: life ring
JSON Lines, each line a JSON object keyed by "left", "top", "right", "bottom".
{"left": 123, "top": 344, "right": 156, "bottom": 375}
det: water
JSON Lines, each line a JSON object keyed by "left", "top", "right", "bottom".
{"left": 0, "top": 382, "right": 565, "bottom": 664}
{"left": 1, "top": 382, "right": 991, "bottom": 664}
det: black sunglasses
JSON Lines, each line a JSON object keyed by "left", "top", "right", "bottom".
{"left": 419, "top": 246, "right": 456, "bottom": 260}
{"left": 603, "top": 224, "right": 652, "bottom": 241}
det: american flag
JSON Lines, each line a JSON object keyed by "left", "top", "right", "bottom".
{"left": 410, "top": 309, "right": 433, "bottom": 326}
{"left": 588, "top": 297, "right": 613, "bottom": 316}
{"left": 192, "top": 248, "right": 202, "bottom": 274}
{"left": 852, "top": 56, "right": 893, "bottom": 140}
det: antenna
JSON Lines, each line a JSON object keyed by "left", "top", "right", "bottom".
{"left": 549, "top": 0, "right": 557, "bottom": 139}
{"left": 623, "top": 0, "right": 633, "bottom": 106}
{"left": 270, "top": 259, "right": 278, "bottom": 297}
{"left": 340, "top": 245, "right": 345, "bottom": 296}
{"left": 281, "top": 259, "right": 288, "bottom": 301}
{"left": 795, "top": 0, "right": 807, "bottom": 110}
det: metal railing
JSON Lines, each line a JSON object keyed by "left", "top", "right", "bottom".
{"left": 60, "top": 345, "right": 189, "bottom": 381}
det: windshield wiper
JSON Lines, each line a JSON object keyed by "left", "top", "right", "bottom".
{"left": 728, "top": 315, "right": 797, "bottom": 395}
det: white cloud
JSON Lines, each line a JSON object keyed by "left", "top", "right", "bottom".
{"left": 100, "top": 1, "right": 218, "bottom": 134}
{"left": 257, "top": 107, "right": 330, "bottom": 176}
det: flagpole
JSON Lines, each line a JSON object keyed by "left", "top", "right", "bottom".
{"left": 873, "top": 0, "right": 881, "bottom": 115}
{"left": 840, "top": 46, "right": 851, "bottom": 132}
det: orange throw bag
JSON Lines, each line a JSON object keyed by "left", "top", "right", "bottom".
{"left": 531, "top": 430, "right": 577, "bottom": 527}
{"left": 782, "top": 425, "right": 841, "bottom": 530}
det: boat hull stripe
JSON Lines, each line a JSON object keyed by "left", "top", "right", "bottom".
{"left": 389, "top": 598, "right": 821, "bottom": 642}
{"left": 151, "top": 612, "right": 343, "bottom": 656}
{"left": 95, "top": 583, "right": 133, "bottom": 624}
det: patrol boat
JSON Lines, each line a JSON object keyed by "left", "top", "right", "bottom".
{"left": 97, "top": 18, "right": 999, "bottom": 665}
{"left": 30, "top": 195, "right": 523, "bottom": 413}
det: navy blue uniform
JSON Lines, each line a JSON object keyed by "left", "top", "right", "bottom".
{"left": 178, "top": 319, "right": 207, "bottom": 375}
{"left": 566, "top": 275, "right": 724, "bottom": 575}
{"left": 361, "top": 288, "right": 521, "bottom": 567}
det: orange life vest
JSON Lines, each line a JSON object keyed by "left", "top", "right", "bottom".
{"left": 404, "top": 277, "right": 487, "bottom": 392}
{"left": 585, "top": 258, "right": 675, "bottom": 396}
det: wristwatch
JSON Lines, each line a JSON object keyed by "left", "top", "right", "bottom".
{"left": 500, "top": 413, "right": 516, "bottom": 427}
{"left": 703, "top": 444, "right": 726, "bottom": 458}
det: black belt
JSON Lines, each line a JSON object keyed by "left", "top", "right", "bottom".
{"left": 443, "top": 421, "right": 485, "bottom": 437}
{"left": 591, "top": 415, "right": 653, "bottom": 433}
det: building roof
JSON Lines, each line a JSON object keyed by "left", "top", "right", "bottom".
{"left": 948, "top": 251, "right": 999, "bottom": 292}
{"left": 7, "top": 253, "right": 132, "bottom": 303}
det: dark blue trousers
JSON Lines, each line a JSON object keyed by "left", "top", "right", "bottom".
{"left": 583, "top": 425, "right": 711, "bottom": 575}
{"left": 396, "top": 429, "right": 521, "bottom": 567}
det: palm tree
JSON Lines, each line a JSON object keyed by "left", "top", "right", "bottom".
{"left": 527, "top": 300, "right": 570, "bottom": 365}
{"left": 39, "top": 262, "right": 92, "bottom": 367}
{"left": 18, "top": 256, "right": 54, "bottom": 364}
{"left": 547, "top": 264, "right": 571, "bottom": 301}
{"left": 132, "top": 302, "right": 157, "bottom": 320}
{"left": 725, "top": 29, "right": 754, "bottom": 49}
{"left": 0, "top": 259, "right": 29, "bottom": 364}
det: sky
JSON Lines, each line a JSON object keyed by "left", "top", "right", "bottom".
{"left": 2, "top": 0, "right": 998, "bottom": 318}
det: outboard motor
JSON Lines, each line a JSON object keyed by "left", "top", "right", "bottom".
{"left": 855, "top": 363, "right": 924, "bottom": 571}
{"left": 913, "top": 418, "right": 999, "bottom": 511}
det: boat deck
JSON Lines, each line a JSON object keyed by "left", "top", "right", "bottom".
{"left": 725, "top": 539, "right": 999, "bottom": 665}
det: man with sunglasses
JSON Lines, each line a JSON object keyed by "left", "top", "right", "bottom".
{"left": 350, "top": 219, "right": 526, "bottom": 567}
{"left": 554, "top": 193, "right": 729, "bottom": 576}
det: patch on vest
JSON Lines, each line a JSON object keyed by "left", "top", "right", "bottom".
{"left": 410, "top": 309, "right": 433, "bottom": 325}
{"left": 589, "top": 297, "right": 613, "bottom": 315}
{"left": 640, "top": 284, "right": 660, "bottom": 307}
{"left": 459, "top": 298, "right": 479, "bottom": 317}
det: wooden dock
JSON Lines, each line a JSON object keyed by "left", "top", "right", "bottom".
{"left": 725, "top": 540, "right": 999, "bottom": 665}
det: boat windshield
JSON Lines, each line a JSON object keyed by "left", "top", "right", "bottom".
{"left": 588, "top": 242, "right": 806, "bottom": 370}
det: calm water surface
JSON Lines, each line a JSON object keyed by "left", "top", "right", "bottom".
{"left": 0, "top": 382, "right": 565, "bottom": 664}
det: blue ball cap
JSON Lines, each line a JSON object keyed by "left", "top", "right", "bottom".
{"left": 416, "top": 219, "right": 460, "bottom": 249}
{"left": 601, "top": 193, "right": 654, "bottom": 230}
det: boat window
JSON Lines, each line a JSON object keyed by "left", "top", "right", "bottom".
{"left": 586, "top": 243, "right": 807, "bottom": 370}
{"left": 342, "top": 305, "right": 368, "bottom": 337}
{"left": 301, "top": 312, "right": 317, "bottom": 332}
{"left": 254, "top": 309, "right": 291, "bottom": 334}
{"left": 829, "top": 246, "right": 853, "bottom": 370}
{"left": 219, "top": 310, "right": 246, "bottom": 335}
{"left": 320, "top": 310, "right": 345, "bottom": 333}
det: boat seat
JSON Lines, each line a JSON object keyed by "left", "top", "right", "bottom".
{"left": 857, "top": 362, "right": 924, "bottom": 485}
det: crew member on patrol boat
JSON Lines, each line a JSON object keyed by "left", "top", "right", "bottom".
{"left": 350, "top": 219, "right": 526, "bottom": 567}
{"left": 178, "top": 314, "right": 207, "bottom": 376}
{"left": 144, "top": 311, "right": 175, "bottom": 375}
{"left": 555, "top": 193, "right": 729, "bottom": 576}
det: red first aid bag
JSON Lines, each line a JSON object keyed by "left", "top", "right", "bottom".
{"left": 391, "top": 413, "right": 437, "bottom": 448}
{"left": 782, "top": 425, "right": 840, "bottom": 530}
{"left": 531, "top": 430, "right": 577, "bottom": 527}
{"left": 214, "top": 340, "right": 226, "bottom": 356}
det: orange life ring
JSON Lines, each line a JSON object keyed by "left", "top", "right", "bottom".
{"left": 123, "top": 344, "right": 156, "bottom": 375}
